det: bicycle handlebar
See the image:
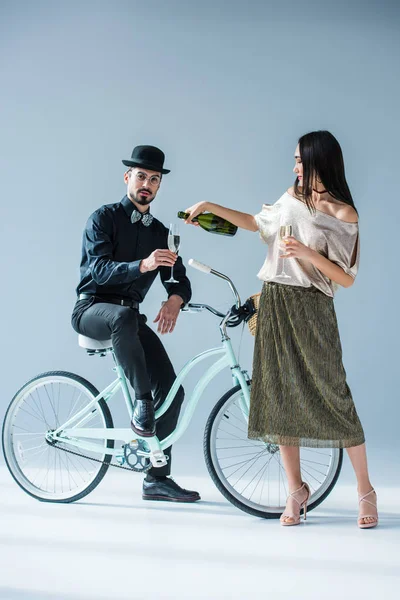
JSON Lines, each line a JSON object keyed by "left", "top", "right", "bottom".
{"left": 182, "top": 303, "right": 226, "bottom": 318}
{"left": 188, "top": 258, "right": 241, "bottom": 309}
{"left": 188, "top": 259, "right": 212, "bottom": 275}
{"left": 186, "top": 258, "right": 256, "bottom": 337}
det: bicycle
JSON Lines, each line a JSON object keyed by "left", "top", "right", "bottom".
{"left": 2, "top": 259, "right": 342, "bottom": 518}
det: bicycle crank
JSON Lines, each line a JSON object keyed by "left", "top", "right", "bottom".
{"left": 123, "top": 440, "right": 152, "bottom": 473}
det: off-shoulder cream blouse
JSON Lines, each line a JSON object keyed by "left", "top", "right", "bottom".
{"left": 254, "top": 191, "right": 360, "bottom": 297}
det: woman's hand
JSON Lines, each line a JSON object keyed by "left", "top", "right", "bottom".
{"left": 280, "top": 236, "right": 314, "bottom": 260}
{"left": 184, "top": 201, "right": 209, "bottom": 225}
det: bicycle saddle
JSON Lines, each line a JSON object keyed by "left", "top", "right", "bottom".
{"left": 78, "top": 334, "right": 112, "bottom": 351}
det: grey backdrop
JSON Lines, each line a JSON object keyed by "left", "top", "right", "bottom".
{"left": 1, "top": 0, "right": 399, "bottom": 479}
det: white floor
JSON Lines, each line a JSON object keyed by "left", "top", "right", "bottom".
{"left": 0, "top": 464, "right": 399, "bottom": 600}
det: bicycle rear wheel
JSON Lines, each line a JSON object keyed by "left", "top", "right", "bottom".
{"left": 204, "top": 383, "right": 342, "bottom": 519}
{"left": 2, "top": 371, "right": 114, "bottom": 503}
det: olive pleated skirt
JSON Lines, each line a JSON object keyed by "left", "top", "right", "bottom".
{"left": 248, "top": 282, "right": 365, "bottom": 448}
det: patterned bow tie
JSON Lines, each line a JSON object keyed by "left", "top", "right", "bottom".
{"left": 131, "top": 209, "right": 154, "bottom": 227}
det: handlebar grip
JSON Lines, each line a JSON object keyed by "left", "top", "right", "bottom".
{"left": 188, "top": 258, "right": 212, "bottom": 274}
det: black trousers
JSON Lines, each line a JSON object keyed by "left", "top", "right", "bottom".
{"left": 71, "top": 299, "right": 184, "bottom": 477}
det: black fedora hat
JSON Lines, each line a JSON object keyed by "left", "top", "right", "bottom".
{"left": 122, "top": 145, "right": 170, "bottom": 174}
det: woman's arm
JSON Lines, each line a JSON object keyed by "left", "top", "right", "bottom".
{"left": 281, "top": 237, "right": 355, "bottom": 288}
{"left": 184, "top": 201, "right": 258, "bottom": 232}
{"left": 309, "top": 251, "right": 354, "bottom": 287}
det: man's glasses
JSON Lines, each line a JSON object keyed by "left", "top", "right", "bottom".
{"left": 129, "top": 170, "right": 161, "bottom": 186}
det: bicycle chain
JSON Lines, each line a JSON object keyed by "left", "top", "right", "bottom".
{"left": 51, "top": 442, "right": 151, "bottom": 473}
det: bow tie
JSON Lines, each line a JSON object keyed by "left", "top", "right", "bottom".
{"left": 131, "top": 209, "right": 154, "bottom": 227}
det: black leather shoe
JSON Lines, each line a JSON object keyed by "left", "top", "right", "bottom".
{"left": 130, "top": 399, "right": 155, "bottom": 437}
{"left": 143, "top": 477, "right": 201, "bottom": 503}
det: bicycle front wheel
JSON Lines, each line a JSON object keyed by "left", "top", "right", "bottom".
{"left": 204, "top": 383, "right": 343, "bottom": 519}
{"left": 2, "top": 371, "right": 114, "bottom": 503}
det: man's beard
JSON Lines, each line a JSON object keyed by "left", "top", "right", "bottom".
{"left": 130, "top": 190, "right": 155, "bottom": 206}
{"left": 135, "top": 196, "right": 154, "bottom": 206}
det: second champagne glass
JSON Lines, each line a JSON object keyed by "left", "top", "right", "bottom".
{"left": 165, "top": 223, "right": 180, "bottom": 284}
{"left": 278, "top": 223, "right": 293, "bottom": 279}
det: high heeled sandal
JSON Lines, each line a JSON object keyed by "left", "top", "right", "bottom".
{"left": 280, "top": 482, "right": 311, "bottom": 526}
{"left": 358, "top": 489, "right": 378, "bottom": 529}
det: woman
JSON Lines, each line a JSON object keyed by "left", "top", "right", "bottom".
{"left": 184, "top": 130, "right": 378, "bottom": 528}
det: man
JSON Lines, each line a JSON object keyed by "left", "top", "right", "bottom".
{"left": 71, "top": 145, "right": 200, "bottom": 503}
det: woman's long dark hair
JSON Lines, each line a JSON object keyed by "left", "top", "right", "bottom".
{"left": 294, "top": 130, "right": 357, "bottom": 215}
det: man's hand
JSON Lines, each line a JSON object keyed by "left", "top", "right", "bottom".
{"left": 140, "top": 249, "right": 177, "bottom": 273}
{"left": 154, "top": 295, "right": 183, "bottom": 335}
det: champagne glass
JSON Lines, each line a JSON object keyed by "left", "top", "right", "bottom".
{"left": 278, "top": 223, "right": 293, "bottom": 279}
{"left": 165, "top": 223, "right": 180, "bottom": 283}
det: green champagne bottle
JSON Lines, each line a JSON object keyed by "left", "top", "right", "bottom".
{"left": 177, "top": 211, "right": 238, "bottom": 237}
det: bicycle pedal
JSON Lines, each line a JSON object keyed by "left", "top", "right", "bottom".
{"left": 149, "top": 450, "right": 168, "bottom": 468}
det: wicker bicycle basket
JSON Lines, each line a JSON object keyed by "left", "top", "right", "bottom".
{"left": 247, "top": 292, "right": 261, "bottom": 336}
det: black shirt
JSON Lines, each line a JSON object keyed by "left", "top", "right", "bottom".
{"left": 72, "top": 196, "right": 191, "bottom": 324}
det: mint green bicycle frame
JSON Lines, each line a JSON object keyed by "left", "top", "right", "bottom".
{"left": 50, "top": 280, "right": 251, "bottom": 469}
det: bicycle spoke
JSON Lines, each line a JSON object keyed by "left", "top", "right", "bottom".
{"left": 302, "top": 448, "right": 332, "bottom": 457}
{"left": 272, "top": 453, "right": 288, "bottom": 499}
{"left": 222, "top": 409, "right": 247, "bottom": 428}
{"left": 24, "top": 446, "right": 49, "bottom": 466}
{"left": 299, "top": 461, "right": 330, "bottom": 478}
{"left": 219, "top": 450, "right": 268, "bottom": 460}
{"left": 300, "top": 464, "right": 323, "bottom": 486}
{"left": 220, "top": 452, "right": 267, "bottom": 472}
{"left": 12, "top": 430, "right": 44, "bottom": 436}
{"left": 216, "top": 443, "right": 266, "bottom": 450}
{"left": 256, "top": 459, "right": 271, "bottom": 505}
{"left": 23, "top": 441, "right": 47, "bottom": 453}
{"left": 221, "top": 417, "right": 248, "bottom": 435}
{"left": 65, "top": 387, "right": 85, "bottom": 424}
{"left": 216, "top": 428, "right": 248, "bottom": 442}
{"left": 17, "top": 406, "right": 47, "bottom": 425}
{"left": 54, "top": 448, "right": 79, "bottom": 489}
{"left": 230, "top": 449, "right": 270, "bottom": 487}
{"left": 248, "top": 455, "right": 275, "bottom": 501}
{"left": 31, "top": 388, "right": 52, "bottom": 430}
{"left": 300, "top": 458, "right": 330, "bottom": 467}
{"left": 32, "top": 451, "right": 51, "bottom": 487}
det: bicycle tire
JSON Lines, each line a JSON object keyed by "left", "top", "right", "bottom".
{"left": 2, "top": 371, "right": 115, "bottom": 503}
{"left": 204, "top": 383, "right": 343, "bottom": 519}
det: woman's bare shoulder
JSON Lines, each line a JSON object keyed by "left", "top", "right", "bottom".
{"left": 331, "top": 202, "right": 358, "bottom": 223}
